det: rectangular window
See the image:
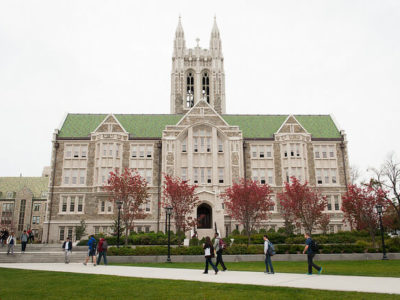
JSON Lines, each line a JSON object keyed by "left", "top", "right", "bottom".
{"left": 322, "top": 146, "right": 327, "bottom": 159}
{"left": 146, "top": 201, "right": 151, "bottom": 212}
{"left": 194, "top": 138, "right": 198, "bottom": 152}
{"left": 73, "top": 146, "right": 79, "bottom": 158}
{"left": 103, "top": 144, "right": 107, "bottom": 157}
{"left": 252, "top": 169, "right": 258, "bottom": 182}
{"left": 59, "top": 227, "right": 65, "bottom": 241}
{"left": 101, "top": 201, "right": 105, "bottom": 212}
{"left": 70, "top": 198, "right": 75, "bottom": 212}
{"left": 33, "top": 203, "right": 41, "bottom": 212}
{"left": 284, "top": 144, "right": 288, "bottom": 158}
{"left": 71, "top": 169, "right": 77, "bottom": 185}
{"left": 182, "top": 140, "right": 187, "bottom": 153}
{"left": 207, "top": 168, "right": 212, "bottom": 184}
{"left": 146, "top": 146, "right": 152, "bottom": 158}
{"left": 331, "top": 169, "right": 337, "bottom": 184}
{"left": 181, "top": 168, "right": 187, "bottom": 181}
{"left": 78, "top": 197, "right": 83, "bottom": 212}
{"left": 32, "top": 216, "right": 40, "bottom": 225}
{"left": 62, "top": 197, "right": 67, "bottom": 212}
{"left": 94, "top": 226, "right": 99, "bottom": 235}
{"left": 107, "top": 203, "right": 112, "bottom": 212}
{"left": 115, "top": 144, "right": 120, "bottom": 158}
{"left": 131, "top": 146, "right": 137, "bottom": 158}
{"left": 218, "top": 168, "right": 224, "bottom": 184}
{"left": 64, "top": 170, "right": 70, "bottom": 184}
{"left": 324, "top": 169, "right": 330, "bottom": 183}
{"left": 334, "top": 195, "right": 340, "bottom": 210}
{"left": 329, "top": 146, "right": 335, "bottom": 158}
{"left": 268, "top": 169, "right": 273, "bottom": 184}
{"left": 145, "top": 226, "right": 150, "bottom": 233}
{"left": 266, "top": 146, "right": 272, "bottom": 158}
{"left": 218, "top": 138, "right": 223, "bottom": 153}
{"left": 1, "top": 203, "right": 14, "bottom": 226}
{"left": 194, "top": 168, "right": 198, "bottom": 183}
{"left": 79, "top": 169, "right": 85, "bottom": 185}
{"left": 316, "top": 169, "right": 322, "bottom": 184}
{"left": 67, "top": 227, "right": 73, "bottom": 239}
{"left": 139, "top": 146, "right": 145, "bottom": 158}
{"left": 260, "top": 169, "right": 266, "bottom": 184}
{"left": 296, "top": 144, "right": 300, "bottom": 157}
{"left": 146, "top": 169, "right": 152, "bottom": 185}
{"left": 66, "top": 146, "right": 72, "bottom": 158}
{"left": 259, "top": 146, "right": 264, "bottom": 158}
{"left": 81, "top": 147, "right": 87, "bottom": 158}
{"left": 200, "top": 137, "right": 205, "bottom": 152}
{"left": 251, "top": 146, "right": 257, "bottom": 158}
{"left": 285, "top": 168, "right": 289, "bottom": 182}
{"left": 327, "top": 196, "right": 332, "bottom": 210}
{"left": 206, "top": 138, "right": 211, "bottom": 152}
{"left": 290, "top": 144, "right": 295, "bottom": 157}
{"left": 200, "top": 168, "right": 205, "bottom": 184}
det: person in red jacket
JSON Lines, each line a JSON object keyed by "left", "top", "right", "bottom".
{"left": 97, "top": 238, "right": 108, "bottom": 265}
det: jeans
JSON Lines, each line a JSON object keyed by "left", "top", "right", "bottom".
{"left": 7, "top": 244, "right": 14, "bottom": 254}
{"left": 65, "top": 250, "right": 71, "bottom": 263}
{"left": 215, "top": 250, "right": 226, "bottom": 270}
{"left": 307, "top": 253, "right": 321, "bottom": 274}
{"left": 21, "top": 241, "right": 27, "bottom": 252}
{"left": 265, "top": 254, "right": 274, "bottom": 273}
{"left": 97, "top": 251, "right": 108, "bottom": 265}
{"left": 204, "top": 256, "right": 218, "bottom": 273}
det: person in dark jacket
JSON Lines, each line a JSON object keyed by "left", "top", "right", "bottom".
{"left": 62, "top": 237, "right": 73, "bottom": 264}
{"left": 83, "top": 235, "right": 97, "bottom": 266}
{"left": 203, "top": 236, "right": 218, "bottom": 274}
{"left": 303, "top": 233, "right": 323, "bottom": 275}
{"left": 20, "top": 230, "right": 28, "bottom": 253}
{"left": 96, "top": 238, "right": 108, "bottom": 265}
{"left": 213, "top": 232, "right": 227, "bottom": 271}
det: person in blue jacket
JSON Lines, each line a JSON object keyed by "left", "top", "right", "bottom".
{"left": 83, "top": 235, "right": 97, "bottom": 266}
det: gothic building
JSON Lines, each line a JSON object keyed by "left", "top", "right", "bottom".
{"left": 43, "top": 18, "right": 350, "bottom": 242}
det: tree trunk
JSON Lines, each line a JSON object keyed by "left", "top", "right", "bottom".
{"left": 124, "top": 226, "right": 129, "bottom": 246}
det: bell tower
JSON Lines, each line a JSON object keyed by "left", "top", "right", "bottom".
{"left": 170, "top": 17, "right": 226, "bottom": 114}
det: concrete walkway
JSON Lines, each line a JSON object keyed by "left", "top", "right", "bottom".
{"left": 1, "top": 263, "right": 400, "bottom": 295}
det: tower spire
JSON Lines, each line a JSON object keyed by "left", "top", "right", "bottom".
{"left": 210, "top": 16, "right": 222, "bottom": 58}
{"left": 173, "top": 16, "right": 186, "bottom": 57}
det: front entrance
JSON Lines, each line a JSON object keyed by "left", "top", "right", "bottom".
{"left": 197, "top": 203, "right": 212, "bottom": 229}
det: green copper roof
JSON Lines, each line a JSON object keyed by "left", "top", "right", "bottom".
{"left": 0, "top": 177, "right": 49, "bottom": 199}
{"left": 58, "top": 114, "right": 341, "bottom": 139}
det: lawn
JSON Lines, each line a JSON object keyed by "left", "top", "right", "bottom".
{"left": 0, "top": 268, "right": 398, "bottom": 300}
{"left": 113, "top": 260, "right": 400, "bottom": 277}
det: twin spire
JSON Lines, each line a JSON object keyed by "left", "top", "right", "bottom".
{"left": 173, "top": 16, "right": 222, "bottom": 58}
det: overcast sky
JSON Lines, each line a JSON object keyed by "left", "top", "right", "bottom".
{"left": 0, "top": 0, "right": 399, "bottom": 177}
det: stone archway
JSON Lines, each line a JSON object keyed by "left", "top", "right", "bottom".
{"left": 197, "top": 203, "right": 212, "bottom": 229}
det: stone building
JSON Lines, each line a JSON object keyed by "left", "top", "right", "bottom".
{"left": 0, "top": 174, "right": 49, "bottom": 241}
{"left": 43, "top": 18, "right": 350, "bottom": 242}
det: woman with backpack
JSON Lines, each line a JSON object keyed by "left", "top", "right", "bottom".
{"left": 263, "top": 235, "right": 275, "bottom": 274}
{"left": 213, "top": 232, "right": 227, "bottom": 271}
{"left": 203, "top": 236, "right": 218, "bottom": 274}
{"left": 97, "top": 238, "right": 108, "bottom": 265}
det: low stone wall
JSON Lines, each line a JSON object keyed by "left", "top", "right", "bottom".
{"left": 108, "top": 253, "right": 400, "bottom": 263}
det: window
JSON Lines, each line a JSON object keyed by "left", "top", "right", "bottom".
{"left": 315, "top": 148, "right": 320, "bottom": 159}
{"left": 139, "top": 146, "right": 145, "bottom": 158}
{"left": 70, "top": 198, "right": 75, "bottom": 212}
{"left": 1, "top": 203, "right": 14, "bottom": 226}
{"left": 182, "top": 139, "right": 187, "bottom": 153}
{"left": 146, "top": 202, "right": 151, "bottom": 212}
{"left": 60, "top": 195, "right": 84, "bottom": 214}
{"left": 284, "top": 168, "right": 289, "bottom": 182}
{"left": 62, "top": 197, "right": 67, "bottom": 212}
{"left": 33, "top": 203, "right": 41, "bottom": 212}
{"left": 259, "top": 147, "right": 265, "bottom": 158}
{"left": 202, "top": 72, "right": 210, "bottom": 103}
{"left": 327, "top": 197, "right": 332, "bottom": 210}
{"left": 194, "top": 168, "right": 199, "bottom": 183}
{"left": 41, "top": 191, "right": 47, "bottom": 198}
{"left": 251, "top": 146, "right": 257, "bottom": 158}
{"left": 18, "top": 199, "right": 26, "bottom": 231}
{"left": 260, "top": 169, "right": 266, "bottom": 184}
{"left": 67, "top": 227, "right": 73, "bottom": 239}
{"left": 322, "top": 146, "right": 327, "bottom": 159}
{"left": 324, "top": 169, "right": 330, "bottom": 183}
{"left": 329, "top": 146, "right": 335, "bottom": 158}
{"left": 101, "top": 201, "right": 105, "bottom": 212}
{"left": 95, "top": 226, "right": 99, "bottom": 235}
{"left": 65, "top": 144, "right": 88, "bottom": 159}
{"left": 206, "top": 138, "right": 211, "bottom": 152}
{"left": 331, "top": 169, "right": 337, "bottom": 184}
{"left": 269, "top": 196, "right": 276, "bottom": 211}
{"left": 290, "top": 144, "right": 295, "bottom": 157}
{"left": 207, "top": 168, "right": 212, "bottom": 184}
{"left": 266, "top": 146, "right": 272, "bottom": 158}
{"left": 64, "top": 170, "right": 70, "bottom": 184}
{"left": 200, "top": 168, "right": 205, "bottom": 184}
{"left": 181, "top": 168, "right": 187, "bottom": 181}
{"left": 146, "top": 169, "right": 152, "bottom": 185}
{"left": 59, "top": 227, "right": 65, "bottom": 241}
{"left": 131, "top": 146, "right": 137, "bottom": 158}
{"left": 296, "top": 144, "right": 301, "bottom": 157}
{"left": 145, "top": 226, "right": 150, "bottom": 233}
{"left": 218, "top": 138, "right": 223, "bottom": 153}
{"left": 32, "top": 216, "right": 40, "bottom": 225}
{"left": 334, "top": 195, "right": 340, "bottom": 210}
{"left": 194, "top": 138, "right": 198, "bottom": 152}
{"left": 218, "top": 168, "right": 224, "bottom": 184}
{"left": 316, "top": 169, "right": 322, "bottom": 184}
{"left": 186, "top": 72, "right": 194, "bottom": 107}
{"left": 267, "top": 169, "right": 274, "bottom": 185}
{"left": 78, "top": 197, "right": 83, "bottom": 212}
{"left": 252, "top": 169, "right": 258, "bottom": 182}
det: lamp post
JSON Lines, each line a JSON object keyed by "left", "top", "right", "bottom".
{"left": 376, "top": 204, "right": 388, "bottom": 260}
{"left": 117, "top": 200, "right": 122, "bottom": 248}
{"left": 166, "top": 205, "right": 173, "bottom": 263}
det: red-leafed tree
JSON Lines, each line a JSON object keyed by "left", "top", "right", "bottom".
{"left": 342, "top": 183, "right": 388, "bottom": 246}
{"left": 221, "top": 178, "right": 274, "bottom": 245}
{"left": 319, "top": 214, "right": 331, "bottom": 234}
{"left": 278, "top": 177, "right": 327, "bottom": 235}
{"left": 162, "top": 174, "right": 199, "bottom": 234}
{"left": 104, "top": 168, "right": 149, "bottom": 245}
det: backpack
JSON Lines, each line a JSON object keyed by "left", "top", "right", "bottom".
{"left": 267, "top": 241, "right": 276, "bottom": 256}
{"left": 91, "top": 239, "right": 97, "bottom": 251}
{"left": 102, "top": 240, "right": 108, "bottom": 251}
{"left": 310, "top": 239, "right": 319, "bottom": 252}
{"left": 219, "top": 238, "right": 227, "bottom": 250}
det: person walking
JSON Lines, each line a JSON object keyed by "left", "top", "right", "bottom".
{"left": 2, "top": 229, "right": 9, "bottom": 247}
{"left": 6, "top": 232, "right": 16, "bottom": 255}
{"left": 263, "top": 235, "right": 275, "bottom": 274}
{"left": 27, "top": 229, "right": 34, "bottom": 244}
{"left": 0, "top": 228, "right": 5, "bottom": 247}
{"left": 20, "top": 230, "right": 28, "bottom": 253}
{"left": 62, "top": 237, "right": 73, "bottom": 264}
{"left": 83, "top": 235, "right": 97, "bottom": 266}
{"left": 203, "top": 236, "right": 218, "bottom": 275}
{"left": 96, "top": 238, "right": 108, "bottom": 265}
{"left": 213, "top": 232, "right": 227, "bottom": 271}
{"left": 303, "top": 233, "right": 323, "bottom": 275}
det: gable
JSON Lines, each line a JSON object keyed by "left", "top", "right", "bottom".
{"left": 176, "top": 100, "right": 229, "bottom": 127}
{"left": 276, "top": 115, "right": 308, "bottom": 134}
{"left": 93, "top": 114, "right": 127, "bottom": 134}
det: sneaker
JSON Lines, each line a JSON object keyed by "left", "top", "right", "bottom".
{"left": 306, "top": 273, "right": 312, "bottom": 275}
{"left": 215, "top": 270, "right": 219, "bottom": 275}
{"left": 83, "top": 263, "right": 87, "bottom": 266}
{"left": 271, "top": 272, "right": 275, "bottom": 274}
{"left": 93, "top": 264, "right": 96, "bottom": 267}
{"left": 318, "top": 267, "right": 323, "bottom": 274}
{"left": 203, "top": 272, "right": 208, "bottom": 274}
{"left": 223, "top": 268, "right": 227, "bottom": 271}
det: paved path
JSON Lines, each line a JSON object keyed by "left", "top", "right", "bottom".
{"left": 1, "top": 263, "right": 400, "bottom": 295}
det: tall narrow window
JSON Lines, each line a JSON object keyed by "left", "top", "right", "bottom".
{"left": 182, "top": 139, "right": 187, "bottom": 152}
{"left": 218, "top": 138, "right": 224, "bottom": 153}
{"left": 218, "top": 168, "right": 224, "bottom": 184}
{"left": 194, "top": 168, "right": 199, "bottom": 183}
{"left": 70, "top": 198, "right": 75, "bottom": 212}
{"left": 62, "top": 197, "right": 67, "bottom": 212}
{"left": 260, "top": 169, "right": 266, "bottom": 184}
{"left": 207, "top": 168, "right": 212, "bottom": 184}
{"left": 78, "top": 197, "right": 83, "bottom": 212}
{"left": 202, "top": 72, "right": 210, "bottom": 103}
{"left": 181, "top": 168, "right": 187, "bottom": 181}
{"left": 186, "top": 72, "right": 194, "bottom": 107}
{"left": 334, "top": 195, "right": 340, "bottom": 210}
{"left": 18, "top": 199, "right": 26, "bottom": 231}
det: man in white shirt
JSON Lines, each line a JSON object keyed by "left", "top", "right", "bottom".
{"left": 62, "top": 237, "right": 73, "bottom": 264}
{"left": 263, "top": 235, "right": 275, "bottom": 274}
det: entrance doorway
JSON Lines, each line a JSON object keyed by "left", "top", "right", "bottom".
{"left": 197, "top": 203, "right": 212, "bottom": 229}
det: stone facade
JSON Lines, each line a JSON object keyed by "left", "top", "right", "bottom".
{"left": 42, "top": 19, "right": 351, "bottom": 242}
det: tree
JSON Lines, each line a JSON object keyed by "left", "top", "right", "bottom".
{"left": 221, "top": 178, "right": 274, "bottom": 246}
{"left": 75, "top": 220, "right": 86, "bottom": 240}
{"left": 278, "top": 177, "right": 327, "bottom": 235}
{"left": 369, "top": 153, "right": 400, "bottom": 228}
{"left": 341, "top": 183, "right": 388, "bottom": 246}
{"left": 318, "top": 214, "right": 331, "bottom": 235}
{"left": 162, "top": 174, "right": 199, "bottom": 234}
{"left": 104, "top": 168, "right": 149, "bottom": 245}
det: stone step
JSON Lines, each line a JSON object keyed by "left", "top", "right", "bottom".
{"left": 0, "top": 252, "right": 88, "bottom": 263}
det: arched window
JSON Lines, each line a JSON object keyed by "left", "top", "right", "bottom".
{"left": 186, "top": 72, "right": 194, "bottom": 108}
{"left": 202, "top": 72, "right": 210, "bottom": 103}
{"left": 197, "top": 203, "right": 212, "bottom": 229}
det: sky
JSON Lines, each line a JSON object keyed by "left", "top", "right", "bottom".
{"left": 0, "top": 0, "right": 399, "bottom": 177}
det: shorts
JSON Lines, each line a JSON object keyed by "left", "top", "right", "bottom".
{"left": 88, "top": 249, "right": 96, "bottom": 256}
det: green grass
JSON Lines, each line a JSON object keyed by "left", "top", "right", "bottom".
{"left": 113, "top": 260, "right": 400, "bottom": 277}
{"left": 0, "top": 268, "right": 398, "bottom": 300}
